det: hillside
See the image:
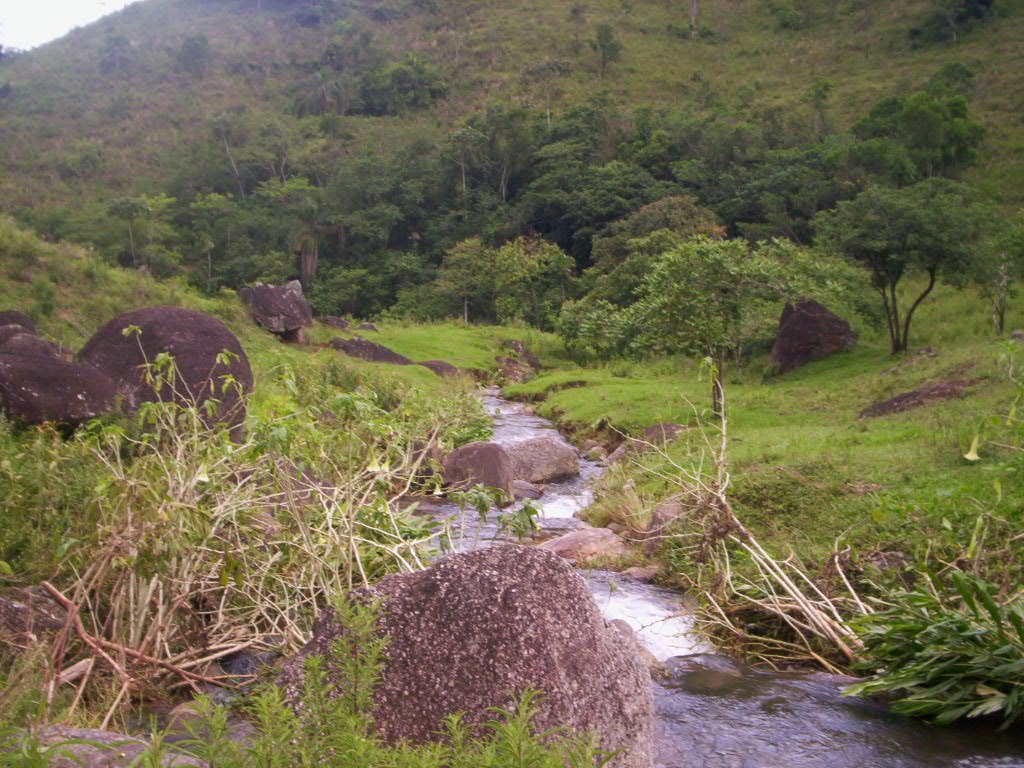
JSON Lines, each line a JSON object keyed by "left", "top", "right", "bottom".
{"left": 0, "top": 1, "right": 1022, "bottom": 293}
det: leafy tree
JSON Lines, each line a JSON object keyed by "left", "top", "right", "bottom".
{"left": 910, "top": 0, "right": 995, "bottom": 45}
{"left": 254, "top": 177, "right": 324, "bottom": 286}
{"left": 360, "top": 55, "right": 447, "bottom": 115}
{"left": 814, "top": 180, "right": 984, "bottom": 354}
{"left": 591, "top": 24, "right": 623, "bottom": 77}
{"left": 433, "top": 237, "right": 497, "bottom": 322}
{"left": 849, "top": 90, "right": 984, "bottom": 182}
{"left": 568, "top": 3, "right": 588, "bottom": 52}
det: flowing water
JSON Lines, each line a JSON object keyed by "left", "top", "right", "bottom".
{"left": 444, "top": 388, "right": 1024, "bottom": 768}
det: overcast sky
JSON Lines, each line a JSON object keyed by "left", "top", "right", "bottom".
{"left": 2, "top": 1, "right": 142, "bottom": 51}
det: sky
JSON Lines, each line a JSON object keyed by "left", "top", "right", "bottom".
{"left": 1, "top": 1, "right": 142, "bottom": 51}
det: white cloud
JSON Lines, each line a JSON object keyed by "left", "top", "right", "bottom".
{"left": 1, "top": 0, "right": 142, "bottom": 51}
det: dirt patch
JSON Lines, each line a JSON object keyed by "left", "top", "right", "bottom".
{"left": 859, "top": 379, "right": 979, "bottom": 418}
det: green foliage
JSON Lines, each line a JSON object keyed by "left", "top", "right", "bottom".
{"left": 910, "top": 0, "right": 996, "bottom": 45}
{"left": 815, "top": 179, "right": 986, "bottom": 353}
{"left": 176, "top": 35, "right": 212, "bottom": 79}
{"left": 591, "top": 24, "right": 623, "bottom": 77}
{"left": 847, "top": 571, "right": 1024, "bottom": 728}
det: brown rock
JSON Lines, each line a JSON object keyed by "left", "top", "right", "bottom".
{"left": 1011, "top": 330, "right": 1024, "bottom": 341}
{"left": 0, "top": 310, "right": 35, "bottom": 333}
{"left": 0, "top": 332, "right": 63, "bottom": 358}
{"left": 356, "top": 322, "right": 379, "bottom": 332}
{"left": 78, "top": 307, "right": 253, "bottom": 434}
{"left": 329, "top": 336, "right": 412, "bottom": 365}
{"left": 0, "top": 323, "right": 33, "bottom": 346}
{"left": 239, "top": 281, "right": 312, "bottom": 341}
{"left": 505, "top": 435, "right": 581, "bottom": 484}
{"left": 495, "top": 355, "right": 535, "bottom": 383}
{"left": 36, "top": 727, "right": 204, "bottom": 768}
{"left": 621, "top": 564, "right": 661, "bottom": 582}
{"left": 503, "top": 339, "right": 541, "bottom": 369}
{"left": 0, "top": 354, "right": 117, "bottom": 425}
{"left": 511, "top": 479, "right": 544, "bottom": 499}
{"left": 418, "top": 359, "right": 459, "bottom": 377}
{"left": 538, "top": 526, "right": 629, "bottom": 563}
{"left": 643, "top": 495, "right": 686, "bottom": 556}
{"left": 769, "top": 298, "right": 856, "bottom": 374}
{"left": 284, "top": 546, "right": 653, "bottom": 767}
{"left": 859, "top": 379, "right": 976, "bottom": 418}
{"left": 443, "top": 441, "right": 513, "bottom": 497}
{"left": 0, "top": 587, "right": 66, "bottom": 644}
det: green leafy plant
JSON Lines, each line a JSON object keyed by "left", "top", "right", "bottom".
{"left": 847, "top": 570, "right": 1024, "bottom": 728}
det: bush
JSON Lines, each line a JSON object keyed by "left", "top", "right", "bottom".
{"left": 847, "top": 571, "right": 1024, "bottom": 728}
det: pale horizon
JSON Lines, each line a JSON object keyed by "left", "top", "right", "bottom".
{"left": 1, "top": 0, "right": 142, "bottom": 52}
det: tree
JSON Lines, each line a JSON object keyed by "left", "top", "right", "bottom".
{"left": 434, "top": 238, "right": 498, "bottom": 322}
{"left": 978, "top": 214, "right": 1024, "bottom": 335}
{"left": 591, "top": 24, "right": 623, "bottom": 77}
{"left": 814, "top": 180, "right": 983, "bottom": 354}
{"left": 569, "top": 4, "right": 588, "bottom": 53}
{"left": 632, "top": 237, "right": 788, "bottom": 416}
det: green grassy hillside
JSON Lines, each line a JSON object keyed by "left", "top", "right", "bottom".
{"left": 1, "top": 0, "right": 1022, "bottom": 212}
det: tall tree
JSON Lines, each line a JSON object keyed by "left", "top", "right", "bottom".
{"left": 814, "top": 179, "right": 983, "bottom": 354}
{"left": 591, "top": 24, "right": 623, "bottom": 78}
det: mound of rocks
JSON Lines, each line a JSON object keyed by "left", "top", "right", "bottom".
{"left": 239, "top": 281, "right": 312, "bottom": 342}
{"left": 0, "top": 332, "right": 62, "bottom": 359}
{"left": 859, "top": 379, "right": 977, "bottom": 419}
{"left": 418, "top": 359, "right": 459, "bottom": 377}
{"left": 443, "top": 440, "right": 514, "bottom": 497}
{"left": 0, "top": 310, "right": 35, "bottom": 332}
{"left": 37, "top": 727, "right": 204, "bottom": 768}
{"left": 0, "top": 354, "right": 116, "bottom": 425}
{"left": 608, "top": 422, "right": 688, "bottom": 464}
{"left": 78, "top": 306, "right": 253, "bottom": 433}
{"left": 769, "top": 298, "right": 856, "bottom": 374}
{"left": 284, "top": 546, "right": 652, "bottom": 767}
{"left": 505, "top": 434, "right": 580, "bottom": 484}
{"left": 329, "top": 336, "right": 412, "bottom": 365}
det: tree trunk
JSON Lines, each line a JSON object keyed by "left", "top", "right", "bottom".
{"left": 463, "top": 296, "right": 469, "bottom": 323}
{"left": 127, "top": 221, "right": 136, "bottom": 266}
{"left": 300, "top": 238, "right": 318, "bottom": 288}
{"left": 710, "top": 353, "right": 724, "bottom": 418}
{"left": 690, "top": 0, "right": 700, "bottom": 38}
{"left": 900, "top": 268, "right": 937, "bottom": 354}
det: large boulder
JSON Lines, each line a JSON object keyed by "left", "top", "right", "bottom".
{"left": 0, "top": 310, "right": 35, "bottom": 333}
{"left": 318, "top": 316, "right": 349, "bottom": 330}
{"left": 0, "top": 354, "right": 116, "bottom": 425}
{"left": 239, "top": 281, "right": 312, "bottom": 342}
{"left": 0, "top": 332, "right": 63, "bottom": 359}
{"left": 443, "top": 440, "right": 514, "bottom": 497}
{"left": 769, "top": 298, "right": 856, "bottom": 374}
{"left": 77, "top": 307, "right": 253, "bottom": 433}
{"left": 329, "top": 336, "right": 412, "bottom": 365}
{"left": 643, "top": 495, "right": 686, "bottom": 556}
{"left": 505, "top": 434, "right": 581, "bottom": 484}
{"left": 538, "top": 526, "right": 629, "bottom": 563}
{"left": 284, "top": 546, "right": 653, "bottom": 767}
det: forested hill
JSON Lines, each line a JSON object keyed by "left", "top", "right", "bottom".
{"left": 0, "top": 0, "right": 1022, "bottom": 318}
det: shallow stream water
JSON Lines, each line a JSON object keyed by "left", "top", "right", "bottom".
{"left": 449, "top": 388, "right": 1024, "bottom": 768}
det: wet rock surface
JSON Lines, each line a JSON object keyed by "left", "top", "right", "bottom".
{"left": 239, "top": 281, "right": 312, "bottom": 340}
{"left": 0, "top": 323, "right": 34, "bottom": 345}
{"left": 0, "top": 354, "right": 117, "bottom": 425}
{"left": 505, "top": 433, "right": 581, "bottom": 483}
{"left": 770, "top": 298, "right": 856, "bottom": 374}
{"left": 859, "top": 379, "right": 977, "bottom": 418}
{"left": 286, "top": 546, "right": 654, "bottom": 768}
{"left": 329, "top": 336, "right": 412, "bottom": 365}
{"left": 78, "top": 307, "right": 253, "bottom": 432}
{"left": 539, "top": 525, "right": 628, "bottom": 563}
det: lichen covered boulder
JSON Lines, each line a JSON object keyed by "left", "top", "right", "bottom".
{"left": 77, "top": 306, "right": 253, "bottom": 432}
{"left": 505, "top": 434, "right": 581, "bottom": 484}
{"left": 0, "top": 323, "right": 33, "bottom": 346}
{"left": 769, "top": 298, "right": 856, "bottom": 374}
{"left": 239, "top": 281, "right": 312, "bottom": 341}
{"left": 0, "top": 354, "right": 116, "bottom": 425}
{"left": 285, "top": 546, "right": 653, "bottom": 767}
{"left": 0, "top": 332, "right": 63, "bottom": 358}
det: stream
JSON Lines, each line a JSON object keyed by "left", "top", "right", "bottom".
{"left": 445, "top": 388, "right": 1024, "bottom": 768}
